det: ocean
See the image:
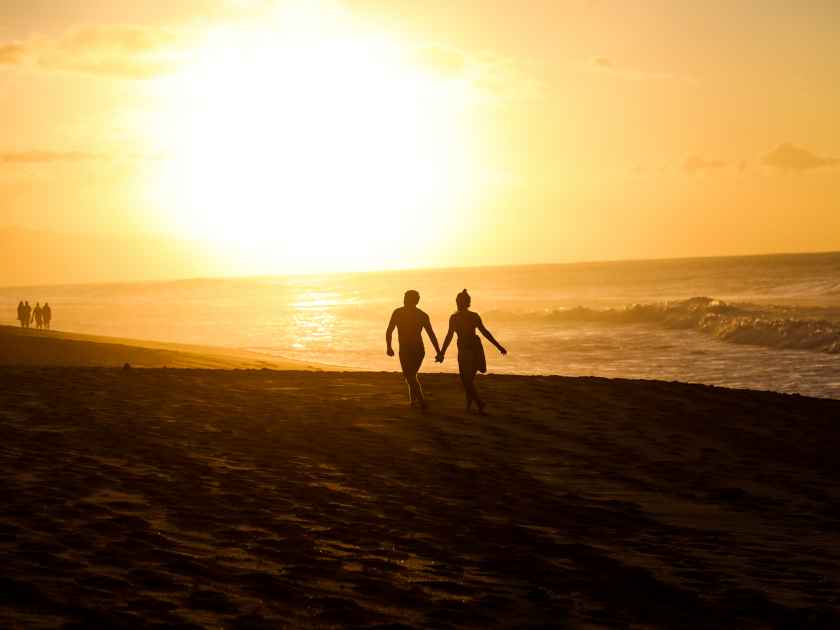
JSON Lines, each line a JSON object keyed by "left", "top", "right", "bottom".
{"left": 3, "top": 251, "right": 840, "bottom": 399}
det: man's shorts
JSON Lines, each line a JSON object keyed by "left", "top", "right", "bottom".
{"left": 399, "top": 345, "right": 425, "bottom": 375}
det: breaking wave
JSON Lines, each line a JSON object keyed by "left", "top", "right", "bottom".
{"left": 488, "top": 297, "right": 840, "bottom": 354}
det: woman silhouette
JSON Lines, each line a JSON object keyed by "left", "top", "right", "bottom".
{"left": 438, "top": 289, "right": 506, "bottom": 414}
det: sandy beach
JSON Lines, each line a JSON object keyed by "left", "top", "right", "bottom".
{"left": 0, "top": 325, "right": 332, "bottom": 371}
{"left": 1, "top": 328, "right": 839, "bottom": 628}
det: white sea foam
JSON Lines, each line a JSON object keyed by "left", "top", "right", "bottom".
{"left": 489, "top": 297, "right": 840, "bottom": 354}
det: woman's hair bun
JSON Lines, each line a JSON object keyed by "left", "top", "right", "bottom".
{"left": 456, "top": 288, "right": 471, "bottom": 308}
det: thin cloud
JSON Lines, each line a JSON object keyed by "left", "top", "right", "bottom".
{"left": 3, "top": 16, "right": 543, "bottom": 100}
{"left": 1, "top": 151, "right": 101, "bottom": 164}
{"left": 762, "top": 143, "right": 839, "bottom": 171}
{"left": 593, "top": 56, "right": 614, "bottom": 70}
{"left": 415, "top": 43, "right": 545, "bottom": 103}
{"left": 0, "top": 42, "right": 26, "bottom": 65}
{"left": 0, "top": 25, "right": 189, "bottom": 79}
{"left": 59, "top": 25, "right": 179, "bottom": 55}
{"left": 684, "top": 155, "right": 726, "bottom": 175}
{"left": 476, "top": 56, "right": 545, "bottom": 102}
{"left": 39, "top": 25, "right": 187, "bottom": 79}
{"left": 416, "top": 44, "right": 468, "bottom": 76}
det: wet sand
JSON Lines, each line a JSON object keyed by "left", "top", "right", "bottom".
{"left": 1, "top": 335, "right": 839, "bottom": 627}
{"left": 0, "top": 325, "right": 331, "bottom": 370}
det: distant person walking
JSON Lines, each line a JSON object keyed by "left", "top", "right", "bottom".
{"left": 17, "top": 301, "right": 25, "bottom": 328}
{"left": 32, "top": 303, "right": 43, "bottom": 329}
{"left": 22, "top": 301, "right": 31, "bottom": 329}
{"left": 386, "top": 290, "right": 442, "bottom": 410}
{"left": 43, "top": 302, "right": 52, "bottom": 330}
{"left": 438, "top": 289, "right": 507, "bottom": 414}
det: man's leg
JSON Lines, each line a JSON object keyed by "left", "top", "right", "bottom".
{"left": 413, "top": 372, "right": 426, "bottom": 408}
{"left": 404, "top": 369, "right": 414, "bottom": 403}
{"left": 401, "top": 349, "right": 426, "bottom": 408}
{"left": 405, "top": 370, "right": 424, "bottom": 406}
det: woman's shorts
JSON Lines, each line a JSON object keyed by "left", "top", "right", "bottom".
{"left": 458, "top": 337, "right": 487, "bottom": 375}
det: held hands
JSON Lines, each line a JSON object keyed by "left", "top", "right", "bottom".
{"left": 499, "top": 345, "right": 507, "bottom": 356}
{"left": 435, "top": 352, "right": 444, "bottom": 363}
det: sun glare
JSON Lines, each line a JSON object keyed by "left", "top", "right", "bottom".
{"left": 142, "top": 1, "right": 484, "bottom": 273}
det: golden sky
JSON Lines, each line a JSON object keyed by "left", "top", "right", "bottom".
{"left": 1, "top": 0, "right": 839, "bottom": 284}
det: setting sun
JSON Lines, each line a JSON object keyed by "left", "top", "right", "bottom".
{"left": 140, "top": 1, "right": 485, "bottom": 272}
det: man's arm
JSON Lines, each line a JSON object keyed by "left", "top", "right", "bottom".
{"left": 385, "top": 310, "right": 397, "bottom": 356}
{"left": 477, "top": 316, "right": 507, "bottom": 354}
{"left": 423, "top": 314, "right": 441, "bottom": 356}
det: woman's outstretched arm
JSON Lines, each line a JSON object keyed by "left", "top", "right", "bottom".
{"left": 438, "top": 315, "right": 456, "bottom": 361}
{"left": 423, "top": 314, "right": 442, "bottom": 357}
{"left": 477, "top": 315, "right": 507, "bottom": 354}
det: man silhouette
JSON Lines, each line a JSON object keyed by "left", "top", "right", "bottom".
{"left": 33, "top": 302, "right": 43, "bottom": 329}
{"left": 386, "top": 290, "right": 441, "bottom": 410}
{"left": 43, "top": 302, "right": 52, "bottom": 330}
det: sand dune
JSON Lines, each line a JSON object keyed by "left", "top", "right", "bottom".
{"left": 0, "top": 325, "right": 331, "bottom": 370}
{"left": 1, "top": 333, "right": 839, "bottom": 627}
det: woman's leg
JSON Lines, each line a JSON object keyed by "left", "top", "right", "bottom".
{"left": 459, "top": 352, "right": 477, "bottom": 411}
{"left": 460, "top": 367, "right": 482, "bottom": 412}
{"left": 469, "top": 370, "right": 485, "bottom": 413}
{"left": 459, "top": 370, "right": 472, "bottom": 411}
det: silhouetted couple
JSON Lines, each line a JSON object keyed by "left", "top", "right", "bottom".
{"left": 17, "top": 301, "right": 51, "bottom": 330}
{"left": 386, "top": 289, "right": 506, "bottom": 414}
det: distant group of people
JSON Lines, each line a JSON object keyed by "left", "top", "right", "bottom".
{"left": 386, "top": 289, "right": 506, "bottom": 414}
{"left": 17, "top": 301, "right": 52, "bottom": 330}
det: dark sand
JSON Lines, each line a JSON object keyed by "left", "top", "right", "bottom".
{"left": 1, "top": 332, "right": 839, "bottom": 627}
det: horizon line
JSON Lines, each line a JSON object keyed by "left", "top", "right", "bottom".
{"left": 2, "top": 248, "right": 839, "bottom": 292}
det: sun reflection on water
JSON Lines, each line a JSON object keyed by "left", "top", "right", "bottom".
{"left": 289, "top": 290, "right": 355, "bottom": 350}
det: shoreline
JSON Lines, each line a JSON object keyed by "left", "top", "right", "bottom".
{"left": 5, "top": 323, "right": 839, "bottom": 401}
{"left": 0, "top": 325, "right": 337, "bottom": 371}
